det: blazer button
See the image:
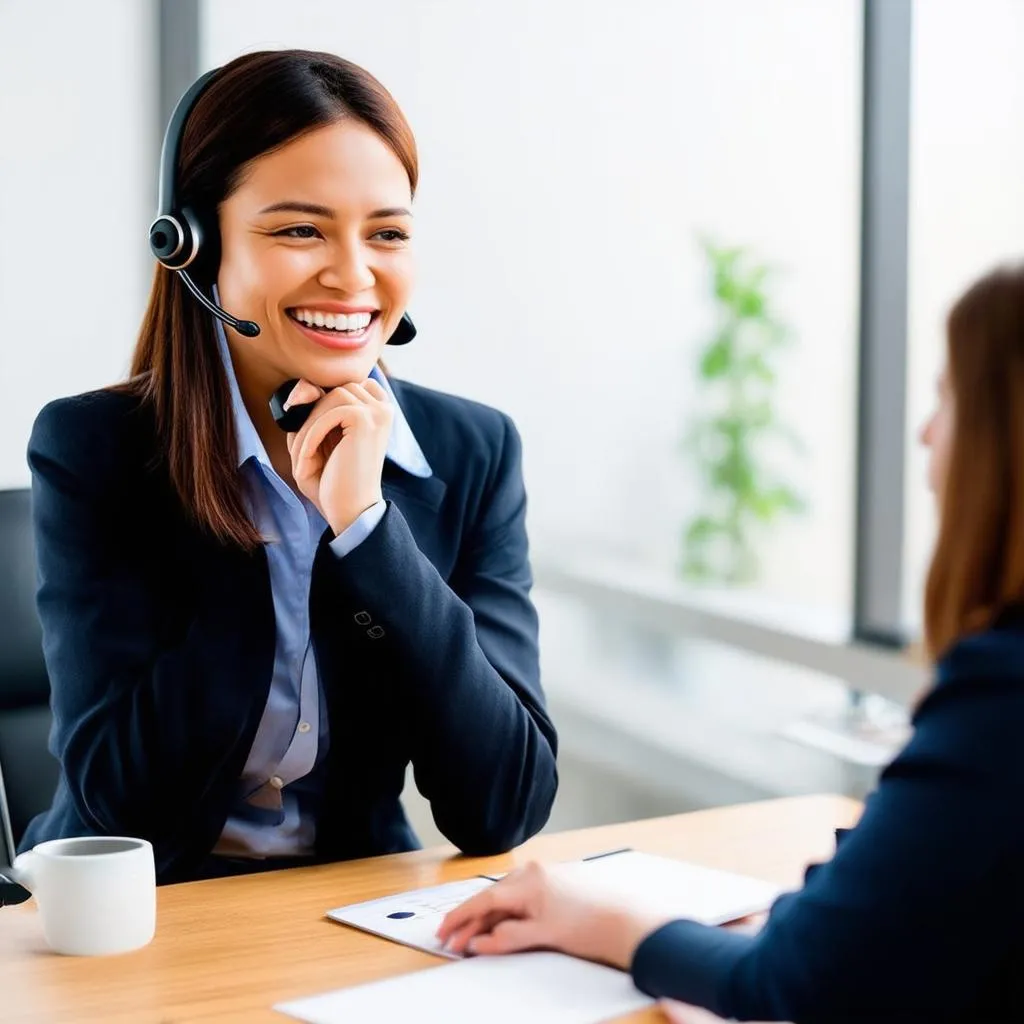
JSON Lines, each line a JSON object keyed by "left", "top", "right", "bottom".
{"left": 354, "top": 611, "right": 372, "bottom": 625}
{"left": 366, "top": 625, "right": 386, "bottom": 639}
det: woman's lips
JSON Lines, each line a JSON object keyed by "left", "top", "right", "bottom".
{"left": 286, "top": 310, "right": 379, "bottom": 351}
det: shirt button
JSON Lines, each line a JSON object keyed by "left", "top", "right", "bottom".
{"left": 269, "top": 775, "right": 284, "bottom": 790}
{"left": 297, "top": 722, "right": 312, "bottom": 734}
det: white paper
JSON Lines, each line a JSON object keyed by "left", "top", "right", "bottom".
{"left": 274, "top": 951, "right": 654, "bottom": 1024}
{"left": 326, "top": 851, "right": 781, "bottom": 963}
{"left": 326, "top": 876, "right": 494, "bottom": 959}
{"left": 553, "top": 850, "right": 782, "bottom": 925}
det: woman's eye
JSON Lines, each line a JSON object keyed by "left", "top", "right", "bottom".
{"left": 274, "top": 225, "right": 321, "bottom": 239}
{"left": 372, "top": 229, "right": 410, "bottom": 243}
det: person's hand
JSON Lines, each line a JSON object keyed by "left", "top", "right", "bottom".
{"left": 436, "top": 861, "right": 671, "bottom": 970}
{"left": 659, "top": 1000, "right": 785, "bottom": 1024}
{"left": 284, "top": 378, "right": 393, "bottom": 535}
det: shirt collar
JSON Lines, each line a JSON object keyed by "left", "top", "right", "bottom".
{"left": 213, "top": 313, "right": 432, "bottom": 478}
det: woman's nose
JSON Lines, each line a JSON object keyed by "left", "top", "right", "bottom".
{"left": 318, "top": 242, "right": 375, "bottom": 294}
{"left": 919, "top": 416, "right": 933, "bottom": 447}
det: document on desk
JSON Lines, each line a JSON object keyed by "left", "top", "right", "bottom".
{"left": 548, "top": 850, "right": 783, "bottom": 926}
{"left": 326, "top": 876, "right": 495, "bottom": 959}
{"left": 325, "top": 850, "right": 781, "bottom": 960}
{"left": 274, "top": 950, "right": 654, "bottom": 1024}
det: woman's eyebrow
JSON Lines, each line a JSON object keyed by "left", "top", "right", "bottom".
{"left": 257, "top": 202, "right": 413, "bottom": 219}
{"left": 258, "top": 201, "right": 335, "bottom": 218}
{"left": 368, "top": 206, "right": 413, "bottom": 218}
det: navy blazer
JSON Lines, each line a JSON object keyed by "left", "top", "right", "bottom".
{"left": 632, "top": 613, "right": 1024, "bottom": 1023}
{"left": 21, "top": 379, "right": 558, "bottom": 884}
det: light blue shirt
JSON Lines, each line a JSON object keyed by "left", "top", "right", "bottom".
{"left": 211, "top": 320, "right": 431, "bottom": 858}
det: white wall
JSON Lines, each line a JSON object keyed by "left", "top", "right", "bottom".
{"left": 204, "top": 0, "right": 862, "bottom": 619}
{"left": 903, "top": 0, "right": 1024, "bottom": 627}
{"left": 0, "top": 0, "right": 154, "bottom": 489}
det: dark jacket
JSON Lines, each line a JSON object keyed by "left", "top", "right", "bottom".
{"left": 21, "top": 380, "right": 558, "bottom": 884}
{"left": 632, "top": 615, "right": 1024, "bottom": 1023}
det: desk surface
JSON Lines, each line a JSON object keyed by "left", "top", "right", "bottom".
{"left": 1, "top": 794, "right": 860, "bottom": 1024}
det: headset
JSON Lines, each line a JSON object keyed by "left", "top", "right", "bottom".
{"left": 147, "top": 68, "right": 417, "bottom": 346}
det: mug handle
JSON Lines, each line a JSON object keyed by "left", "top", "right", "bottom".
{"left": 8, "top": 850, "right": 38, "bottom": 892}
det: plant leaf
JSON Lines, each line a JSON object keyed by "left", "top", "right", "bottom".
{"left": 699, "top": 338, "right": 732, "bottom": 378}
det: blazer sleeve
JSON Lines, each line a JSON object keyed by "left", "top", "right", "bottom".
{"left": 323, "top": 412, "right": 558, "bottom": 855}
{"left": 630, "top": 673, "right": 1024, "bottom": 1022}
{"left": 27, "top": 398, "right": 268, "bottom": 870}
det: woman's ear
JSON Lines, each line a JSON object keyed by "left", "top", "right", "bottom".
{"left": 189, "top": 207, "right": 221, "bottom": 286}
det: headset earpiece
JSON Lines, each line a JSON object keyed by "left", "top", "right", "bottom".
{"left": 388, "top": 312, "right": 417, "bottom": 346}
{"left": 148, "top": 207, "right": 202, "bottom": 271}
{"left": 149, "top": 70, "right": 260, "bottom": 337}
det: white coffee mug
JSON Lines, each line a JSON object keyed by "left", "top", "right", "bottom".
{"left": 10, "top": 836, "right": 156, "bottom": 955}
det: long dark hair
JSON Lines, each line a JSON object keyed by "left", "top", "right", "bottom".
{"left": 925, "top": 262, "right": 1024, "bottom": 657}
{"left": 124, "top": 50, "right": 418, "bottom": 549}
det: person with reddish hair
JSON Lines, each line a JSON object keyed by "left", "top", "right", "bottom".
{"left": 22, "top": 51, "right": 557, "bottom": 883}
{"left": 441, "top": 262, "right": 1024, "bottom": 1023}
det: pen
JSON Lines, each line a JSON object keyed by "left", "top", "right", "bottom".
{"left": 581, "top": 846, "right": 633, "bottom": 862}
{"left": 476, "top": 847, "right": 634, "bottom": 882}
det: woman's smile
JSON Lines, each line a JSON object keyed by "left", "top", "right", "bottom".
{"left": 285, "top": 305, "right": 381, "bottom": 351}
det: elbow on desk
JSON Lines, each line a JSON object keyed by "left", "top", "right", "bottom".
{"left": 441, "top": 761, "right": 559, "bottom": 857}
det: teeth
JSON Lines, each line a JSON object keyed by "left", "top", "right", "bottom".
{"left": 291, "top": 309, "right": 374, "bottom": 332}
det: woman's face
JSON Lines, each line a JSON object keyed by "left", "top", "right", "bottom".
{"left": 217, "top": 119, "right": 414, "bottom": 395}
{"left": 920, "top": 364, "right": 954, "bottom": 498}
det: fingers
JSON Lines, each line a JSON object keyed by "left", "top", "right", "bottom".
{"left": 437, "top": 886, "right": 501, "bottom": 944}
{"left": 443, "top": 920, "right": 484, "bottom": 954}
{"left": 335, "top": 379, "right": 392, "bottom": 412}
{"left": 438, "top": 863, "right": 547, "bottom": 952}
{"left": 443, "top": 908, "right": 518, "bottom": 955}
{"left": 283, "top": 377, "right": 388, "bottom": 426}
{"left": 283, "top": 379, "right": 324, "bottom": 410}
{"left": 468, "top": 918, "right": 545, "bottom": 956}
{"left": 285, "top": 377, "right": 389, "bottom": 457}
{"left": 292, "top": 404, "right": 367, "bottom": 481}
{"left": 658, "top": 1001, "right": 742, "bottom": 1024}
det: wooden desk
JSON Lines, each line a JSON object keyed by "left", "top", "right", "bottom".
{"left": 1, "top": 794, "right": 860, "bottom": 1023}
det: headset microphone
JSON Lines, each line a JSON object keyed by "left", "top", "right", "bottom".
{"left": 176, "top": 269, "right": 260, "bottom": 338}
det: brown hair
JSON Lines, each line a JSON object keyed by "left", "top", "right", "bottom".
{"left": 123, "top": 50, "right": 418, "bottom": 549}
{"left": 924, "top": 262, "right": 1024, "bottom": 657}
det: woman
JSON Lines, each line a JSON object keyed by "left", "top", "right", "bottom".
{"left": 21, "top": 50, "right": 557, "bottom": 884}
{"left": 440, "top": 262, "right": 1024, "bottom": 1022}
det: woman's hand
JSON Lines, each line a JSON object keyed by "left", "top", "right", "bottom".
{"left": 658, "top": 1001, "right": 784, "bottom": 1024}
{"left": 284, "top": 378, "right": 394, "bottom": 535}
{"left": 436, "top": 861, "right": 671, "bottom": 970}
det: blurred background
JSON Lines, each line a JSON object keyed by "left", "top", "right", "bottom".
{"left": 1, "top": 0, "right": 1022, "bottom": 847}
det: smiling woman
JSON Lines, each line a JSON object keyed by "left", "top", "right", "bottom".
{"left": 20, "top": 50, "right": 557, "bottom": 883}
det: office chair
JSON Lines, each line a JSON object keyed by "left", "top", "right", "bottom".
{"left": 0, "top": 489, "right": 59, "bottom": 865}
{"left": 0, "top": 755, "right": 30, "bottom": 905}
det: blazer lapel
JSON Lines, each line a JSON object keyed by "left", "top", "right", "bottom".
{"left": 382, "top": 460, "right": 447, "bottom": 512}
{"left": 381, "top": 461, "right": 450, "bottom": 570}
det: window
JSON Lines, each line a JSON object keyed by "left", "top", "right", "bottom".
{"left": 204, "top": 0, "right": 863, "bottom": 638}
{"left": 903, "top": 0, "right": 1024, "bottom": 630}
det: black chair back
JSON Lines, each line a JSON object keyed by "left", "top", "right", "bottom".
{"left": 0, "top": 489, "right": 58, "bottom": 862}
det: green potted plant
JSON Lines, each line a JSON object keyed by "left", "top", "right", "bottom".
{"left": 681, "top": 239, "right": 804, "bottom": 584}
